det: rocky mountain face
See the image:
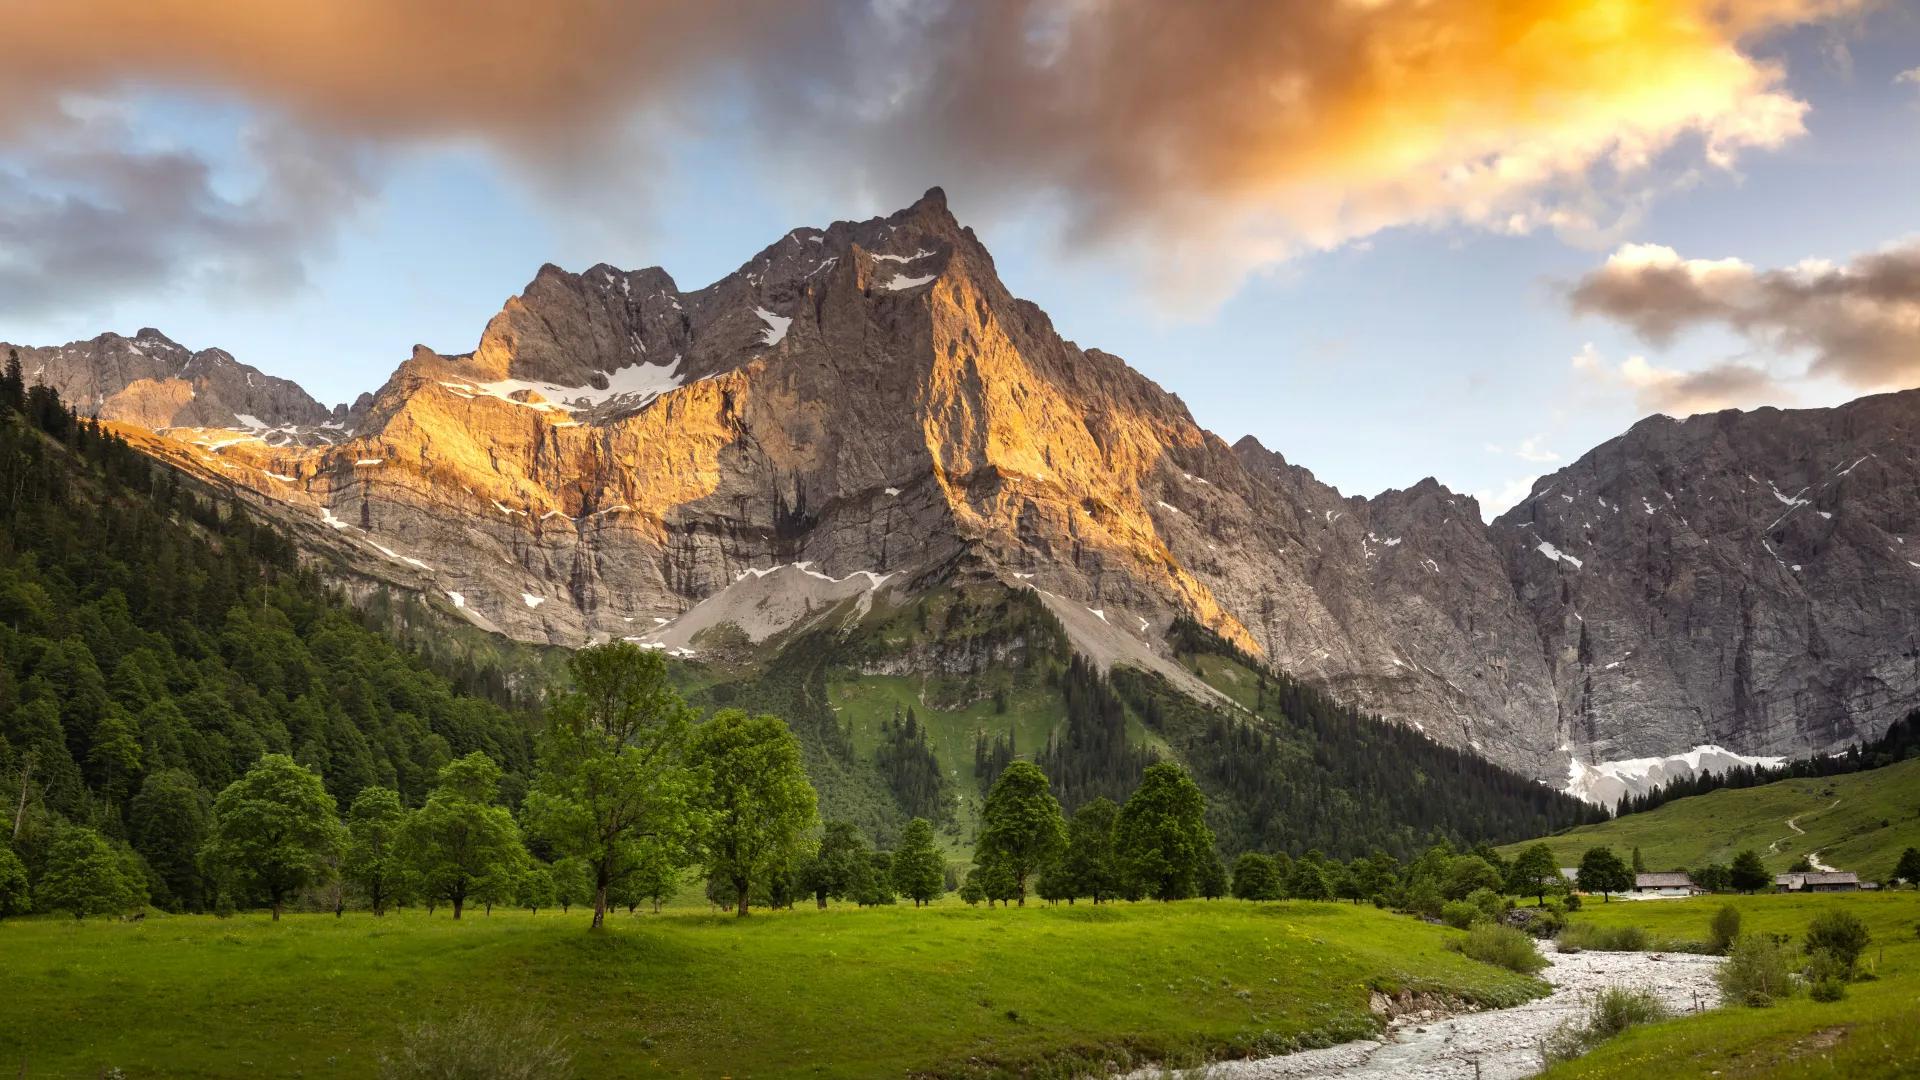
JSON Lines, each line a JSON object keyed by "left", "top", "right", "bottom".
{"left": 1492, "top": 396, "right": 1920, "bottom": 767}
{"left": 16, "top": 189, "right": 1917, "bottom": 785}
{"left": 3, "top": 329, "right": 344, "bottom": 438}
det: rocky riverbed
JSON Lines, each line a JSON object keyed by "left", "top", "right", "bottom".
{"left": 1155, "top": 949, "right": 1722, "bottom": 1080}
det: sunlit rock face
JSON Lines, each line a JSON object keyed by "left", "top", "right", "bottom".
{"left": 4, "top": 328, "right": 337, "bottom": 434}
{"left": 18, "top": 189, "right": 1918, "bottom": 781}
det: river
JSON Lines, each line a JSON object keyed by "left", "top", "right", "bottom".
{"left": 1146, "top": 948, "right": 1722, "bottom": 1080}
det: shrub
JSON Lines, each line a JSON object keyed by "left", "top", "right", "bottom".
{"left": 1804, "top": 949, "right": 1851, "bottom": 1002}
{"left": 1708, "top": 904, "right": 1742, "bottom": 955}
{"left": 1441, "top": 900, "right": 1480, "bottom": 929}
{"left": 1557, "top": 922, "right": 1650, "bottom": 952}
{"left": 380, "top": 1007, "right": 573, "bottom": 1080}
{"left": 1465, "top": 887, "right": 1507, "bottom": 921}
{"left": 1540, "top": 987, "right": 1671, "bottom": 1066}
{"left": 1563, "top": 892, "right": 1581, "bottom": 912}
{"left": 1717, "top": 934, "right": 1796, "bottom": 1007}
{"left": 1803, "top": 911, "right": 1870, "bottom": 976}
{"left": 1400, "top": 880, "right": 1443, "bottom": 919}
{"left": 1461, "top": 922, "right": 1549, "bottom": 975}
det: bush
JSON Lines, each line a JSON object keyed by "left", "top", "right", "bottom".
{"left": 1708, "top": 904, "right": 1742, "bottom": 955}
{"left": 380, "top": 1007, "right": 572, "bottom": 1080}
{"left": 1804, "top": 949, "right": 1851, "bottom": 1002}
{"left": 1465, "top": 887, "right": 1507, "bottom": 921}
{"left": 1557, "top": 922, "right": 1650, "bottom": 953}
{"left": 1540, "top": 987, "right": 1671, "bottom": 1066}
{"left": 1460, "top": 922, "right": 1549, "bottom": 975}
{"left": 1717, "top": 934, "right": 1796, "bottom": 1007}
{"left": 1803, "top": 911, "right": 1870, "bottom": 976}
{"left": 1441, "top": 900, "right": 1480, "bottom": 929}
{"left": 1563, "top": 891, "right": 1581, "bottom": 911}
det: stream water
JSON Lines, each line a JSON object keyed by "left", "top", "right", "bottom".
{"left": 1156, "top": 949, "right": 1722, "bottom": 1080}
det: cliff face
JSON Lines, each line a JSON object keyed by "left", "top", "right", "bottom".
{"left": 5, "top": 329, "right": 337, "bottom": 436}
{"left": 1491, "top": 395, "right": 1920, "bottom": 766}
{"left": 14, "top": 189, "right": 1917, "bottom": 782}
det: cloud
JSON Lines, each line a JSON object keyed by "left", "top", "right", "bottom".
{"left": 0, "top": 0, "right": 1867, "bottom": 314}
{"left": 1485, "top": 436, "right": 1561, "bottom": 464}
{"left": 1569, "top": 342, "right": 1788, "bottom": 416}
{"left": 1474, "top": 475, "right": 1543, "bottom": 519}
{"left": 1569, "top": 240, "right": 1920, "bottom": 389}
{"left": 0, "top": 102, "right": 371, "bottom": 318}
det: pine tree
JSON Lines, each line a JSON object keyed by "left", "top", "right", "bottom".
{"left": 1728, "top": 849, "right": 1771, "bottom": 894}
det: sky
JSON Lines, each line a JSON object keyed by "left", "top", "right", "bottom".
{"left": 3, "top": 1, "right": 1919, "bottom": 518}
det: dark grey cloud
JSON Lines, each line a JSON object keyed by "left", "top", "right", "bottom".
{"left": 0, "top": 107, "right": 372, "bottom": 318}
{"left": 1570, "top": 241, "right": 1920, "bottom": 389}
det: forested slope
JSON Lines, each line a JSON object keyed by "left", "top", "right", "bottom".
{"left": 0, "top": 374, "right": 535, "bottom": 906}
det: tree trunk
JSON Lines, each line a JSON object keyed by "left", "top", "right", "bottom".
{"left": 816, "top": 894, "right": 828, "bottom": 910}
{"left": 271, "top": 898, "right": 282, "bottom": 921}
{"left": 453, "top": 896, "right": 464, "bottom": 920}
{"left": 592, "top": 883, "right": 608, "bottom": 928}
{"left": 736, "top": 876, "right": 750, "bottom": 917}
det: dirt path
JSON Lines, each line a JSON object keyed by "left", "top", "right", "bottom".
{"left": 1768, "top": 798, "right": 1841, "bottom": 855}
{"left": 1145, "top": 950, "right": 1722, "bottom": 1080}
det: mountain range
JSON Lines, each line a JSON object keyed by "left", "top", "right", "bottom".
{"left": 9, "top": 187, "right": 1917, "bottom": 792}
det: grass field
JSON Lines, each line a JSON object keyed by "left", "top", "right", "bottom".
{"left": 1501, "top": 758, "right": 1920, "bottom": 882}
{"left": 0, "top": 900, "right": 1545, "bottom": 1079}
{"left": 1538, "top": 890, "right": 1920, "bottom": 1078}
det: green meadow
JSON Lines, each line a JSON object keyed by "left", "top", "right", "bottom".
{"left": 0, "top": 900, "right": 1543, "bottom": 1079}
{"left": 1539, "top": 891, "right": 1920, "bottom": 1079}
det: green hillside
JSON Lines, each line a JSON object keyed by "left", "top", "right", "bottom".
{"left": 1503, "top": 757, "right": 1920, "bottom": 882}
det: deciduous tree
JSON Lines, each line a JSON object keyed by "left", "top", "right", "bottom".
{"left": 1232, "top": 852, "right": 1281, "bottom": 900}
{"left": 402, "top": 753, "right": 523, "bottom": 920}
{"left": 1113, "top": 762, "right": 1213, "bottom": 901}
{"left": 1505, "top": 843, "right": 1559, "bottom": 905}
{"left": 974, "top": 761, "right": 1065, "bottom": 906}
{"left": 202, "top": 754, "right": 344, "bottom": 919}
{"left": 0, "top": 845, "right": 29, "bottom": 917}
{"left": 891, "top": 817, "right": 946, "bottom": 906}
{"left": 1060, "top": 797, "right": 1120, "bottom": 903}
{"left": 524, "top": 644, "right": 695, "bottom": 929}
{"left": 687, "top": 709, "right": 818, "bottom": 917}
{"left": 797, "top": 820, "right": 869, "bottom": 908}
{"left": 342, "top": 785, "right": 409, "bottom": 915}
{"left": 1576, "top": 846, "right": 1632, "bottom": 902}
{"left": 40, "top": 825, "right": 141, "bottom": 918}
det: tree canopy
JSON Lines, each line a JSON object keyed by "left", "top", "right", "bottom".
{"left": 524, "top": 643, "right": 696, "bottom": 928}
{"left": 202, "top": 754, "right": 345, "bottom": 919}
{"left": 687, "top": 709, "right": 819, "bottom": 917}
{"left": 974, "top": 761, "right": 1066, "bottom": 906}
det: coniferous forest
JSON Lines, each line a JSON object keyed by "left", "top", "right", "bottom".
{"left": 0, "top": 372, "right": 535, "bottom": 908}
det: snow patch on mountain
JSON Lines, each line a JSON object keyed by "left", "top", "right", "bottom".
{"left": 1565, "top": 745, "right": 1785, "bottom": 807}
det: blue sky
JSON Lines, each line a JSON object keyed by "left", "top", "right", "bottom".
{"left": 3, "top": 3, "right": 1917, "bottom": 516}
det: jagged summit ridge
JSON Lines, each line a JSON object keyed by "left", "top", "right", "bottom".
{"left": 11, "top": 189, "right": 1918, "bottom": 786}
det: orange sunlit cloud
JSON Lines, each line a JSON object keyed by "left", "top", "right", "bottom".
{"left": 0, "top": 0, "right": 1869, "bottom": 306}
